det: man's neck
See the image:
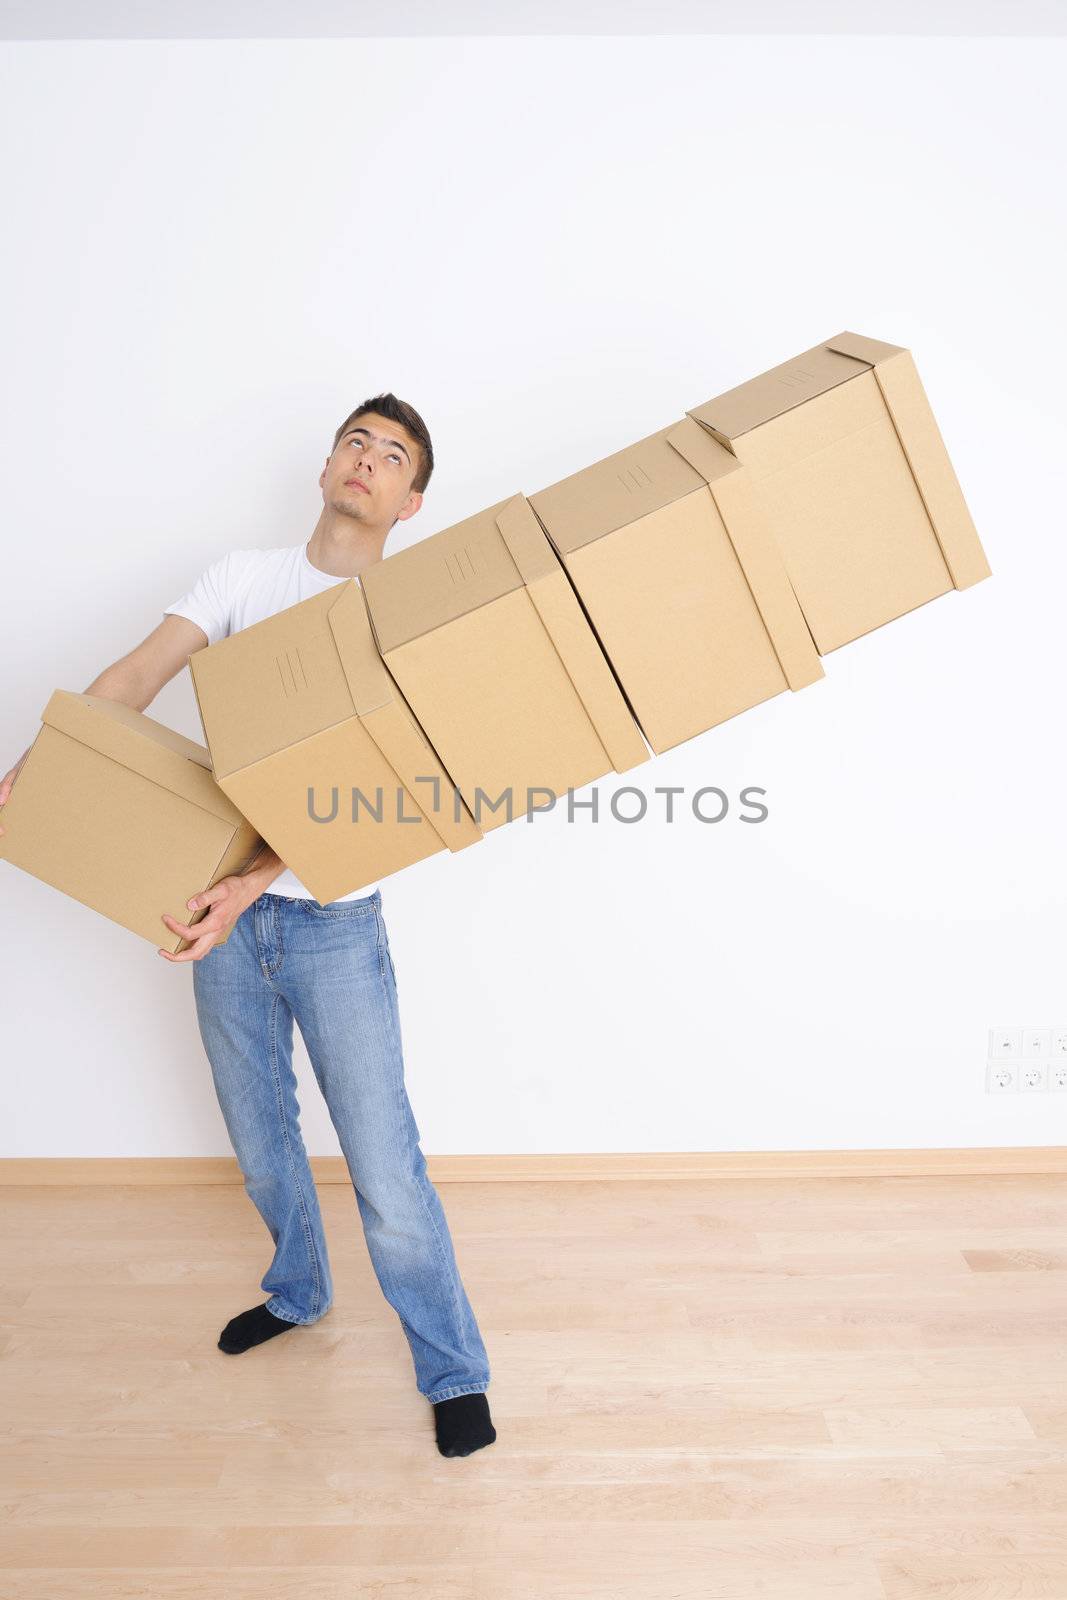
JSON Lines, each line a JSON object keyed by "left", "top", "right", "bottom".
{"left": 304, "top": 509, "right": 390, "bottom": 579}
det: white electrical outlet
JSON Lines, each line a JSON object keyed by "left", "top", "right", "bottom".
{"left": 986, "top": 1028, "right": 1067, "bottom": 1092}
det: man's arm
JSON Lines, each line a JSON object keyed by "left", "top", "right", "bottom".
{"left": 82, "top": 612, "right": 212, "bottom": 711}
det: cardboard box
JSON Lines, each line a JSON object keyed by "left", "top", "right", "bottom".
{"left": 189, "top": 577, "right": 482, "bottom": 902}
{"left": 359, "top": 493, "right": 650, "bottom": 831}
{"left": 684, "top": 331, "right": 991, "bottom": 654}
{"left": 0, "top": 691, "right": 263, "bottom": 950}
{"left": 527, "top": 422, "right": 824, "bottom": 754}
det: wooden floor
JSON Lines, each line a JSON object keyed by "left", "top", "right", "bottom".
{"left": 1, "top": 1173, "right": 1065, "bottom": 1599}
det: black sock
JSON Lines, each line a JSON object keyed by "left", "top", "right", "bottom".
{"left": 432, "top": 1392, "right": 497, "bottom": 1457}
{"left": 218, "top": 1302, "right": 298, "bottom": 1354}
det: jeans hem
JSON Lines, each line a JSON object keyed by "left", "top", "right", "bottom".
{"left": 426, "top": 1382, "right": 490, "bottom": 1404}
{"left": 265, "top": 1297, "right": 330, "bottom": 1326}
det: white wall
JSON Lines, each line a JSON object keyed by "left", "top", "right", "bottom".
{"left": 1, "top": 31, "right": 1064, "bottom": 1158}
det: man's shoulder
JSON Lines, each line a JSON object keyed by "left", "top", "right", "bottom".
{"left": 209, "top": 543, "right": 303, "bottom": 585}
{"left": 221, "top": 542, "right": 303, "bottom": 567}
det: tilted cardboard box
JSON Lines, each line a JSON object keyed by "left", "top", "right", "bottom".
{"left": 0, "top": 690, "right": 263, "bottom": 951}
{"left": 359, "top": 492, "right": 650, "bottom": 831}
{"left": 684, "top": 331, "right": 991, "bottom": 654}
{"left": 189, "top": 578, "right": 482, "bottom": 903}
{"left": 528, "top": 423, "right": 824, "bottom": 755}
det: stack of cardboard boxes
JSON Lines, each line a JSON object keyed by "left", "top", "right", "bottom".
{"left": 0, "top": 332, "right": 991, "bottom": 944}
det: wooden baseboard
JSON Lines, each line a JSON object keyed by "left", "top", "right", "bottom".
{"left": 0, "top": 1147, "right": 1065, "bottom": 1185}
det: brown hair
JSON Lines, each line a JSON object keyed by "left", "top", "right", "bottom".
{"left": 331, "top": 393, "right": 434, "bottom": 494}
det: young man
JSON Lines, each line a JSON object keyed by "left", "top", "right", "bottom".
{"left": 0, "top": 395, "right": 496, "bottom": 1459}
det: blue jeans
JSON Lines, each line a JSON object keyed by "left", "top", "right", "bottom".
{"left": 191, "top": 887, "right": 491, "bottom": 1404}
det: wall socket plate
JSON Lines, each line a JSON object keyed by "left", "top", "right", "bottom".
{"left": 988, "top": 1029, "right": 1067, "bottom": 1093}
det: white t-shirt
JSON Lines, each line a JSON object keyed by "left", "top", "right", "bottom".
{"left": 164, "top": 541, "right": 379, "bottom": 904}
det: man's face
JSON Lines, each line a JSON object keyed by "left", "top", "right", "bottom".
{"left": 319, "top": 412, "right": 424, "bottom": 533}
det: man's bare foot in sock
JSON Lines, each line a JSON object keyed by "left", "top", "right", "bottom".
{"left": 218, "top": 1302, "right": 298, "bottom": 1354}
{"left": 432, "top": 1392, "right": 497, "bottom": 1457}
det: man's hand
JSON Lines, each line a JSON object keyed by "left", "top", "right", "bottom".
{"left": 158, "top": 874, "right": 256, "bottom": 962}
{"left": 158, "top": 843, "right": 286, "bottom": 963}
{"left": 0, "top": 748, "right": 31, "bottom": 838}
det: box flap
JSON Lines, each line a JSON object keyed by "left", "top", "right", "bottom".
{"left": 325, "top": 580, "right": 483, "bottom": 852}
{"left": 496, "top": 495, "right": 649, "bottom": 774}
{"left": 359, "top": 702, "right": 483, "bottom": 853}
{"left": 527, "top": 424, "right": 707, "bottom": 555}
{"left": 43, "top": 689, "right": 212, "bottom": 767}
{"left": 666, "top": 424, "right": 823, "bottom": 691}
{"left": 826, "top": 331, "right": 907, "bottom": 366}
{"left": 359, "top": 499, "right": 524, "bottom": 654}
{"left": 707, "top": 469, "right": 824, "bottom": 692}
{"left": 40, "top": 690, "right": 248, "bottom": 826}
{"left": 664, "top": 416, "right": 748, "bottom": 490}
{"left": 325, "top": 578, "right": 397, "bottom": 717}
{"left": 490, "top": 491, "right": 560, "bottom": 585}
{"left": 869, "top": 349, "right": 992, "bottom": 590}
{"left": 687, "top": 334, "right": 873, "bottom": 442}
